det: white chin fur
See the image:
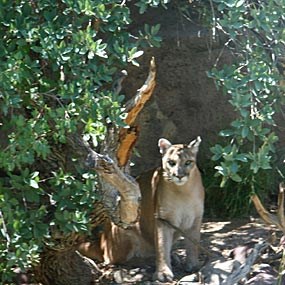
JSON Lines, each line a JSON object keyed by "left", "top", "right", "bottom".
{"left": 173, "top": 177, "right": 188, "bottom": 186}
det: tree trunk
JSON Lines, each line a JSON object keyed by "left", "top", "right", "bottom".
{"left": 35, "top": 58, "right": 157, "bottom": 284}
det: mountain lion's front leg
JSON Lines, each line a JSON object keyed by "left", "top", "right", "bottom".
{"left": 185, "top": 216, "right": 202, "bottom": 272}
{"left": 153, "top": 219, "right": 174, "bottom": 282}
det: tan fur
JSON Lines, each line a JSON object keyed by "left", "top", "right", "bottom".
{"left": 79, "top": 137, "right": 204, "bottom": 282}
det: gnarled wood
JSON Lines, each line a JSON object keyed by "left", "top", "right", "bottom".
{"left": 86, "top": 150, "right": 140, "bottom": 226}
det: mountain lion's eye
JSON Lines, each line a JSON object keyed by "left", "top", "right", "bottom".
{"left": 168, "top": 160, "right": 176, "bottom": 167}
{"left": 185, "top": 160, "right": 192, "bottom": 166}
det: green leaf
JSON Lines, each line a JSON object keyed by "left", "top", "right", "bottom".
{"left": 130, "top": 50, "right": 144, "bottom": 59}
{"left": 230, "top": 173, "right": 242, "bottom": 182}
{"left": 250, "top": 161, "right": 259, "bottom": 174}
{"left": 241, "top": 126, "right": 249, "bottom": 138}
{"left": 219, "top": 129, "right": 234, "bottom": 137}
{"left": 151, "top": 24, "right": 161, "bottom": 35}
{"left": 236, "top": 154, "right": 248, "bottom": 162}
{"left": 25, "top": 188, "right": 39, "bottom": 203}
{"left": 29, "top": 180, "right": 39, "bottom": 189}
{"left": 31, "top": 171, "right": 39, "bottom": 179}
{"left": 231, "top": 120, "right": 242, "bottom": 128}
{"left": 236, "top": 0, "right": 245, "bottom": 7}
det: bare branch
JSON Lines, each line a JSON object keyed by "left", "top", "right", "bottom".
{"left": 251, "top": 194, "right": 280, "bottom": 227}
{"left": 251, "top": 193, "right": 285, "bottom": 234}
{"left": 117, "top": 57, "right": 156, "bottom": 167}
{"left": 124, "top": 57, "right": 156, "bottom": 122}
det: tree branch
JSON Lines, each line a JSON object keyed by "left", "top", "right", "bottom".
{"left": 117, "top": 57, "right": 156, "bottom": 167}
{"left": 251, "top": 185, "right": 285, "bottom": 234}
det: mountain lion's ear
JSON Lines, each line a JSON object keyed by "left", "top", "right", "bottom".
{"left": 158, "top": 138, "right": 172, "bottom": 155}
{"left": 188, "top": 136, "right": 202, "bottom": 155}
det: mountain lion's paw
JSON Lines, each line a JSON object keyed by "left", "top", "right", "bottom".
{"left": 153, "top": 266, "right": 174, "bottom": 282}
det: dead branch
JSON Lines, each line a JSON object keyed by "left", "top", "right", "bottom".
{"left": 201, "top": 242, "right": 269, "bottom": 285}
{"left": 117, "top": 126, "right": 139, "bottom": 168}
{"left": 251, "top": 183, "right": 285, "bottom": 234}
{"left": 251, "top": 194, "right": 282, "bottom": 230}
{"left": 117, "top": 57, "right": 156, "bottom": 167}
{"left": 123, "top": 57, "right": 156, "bottom": 122}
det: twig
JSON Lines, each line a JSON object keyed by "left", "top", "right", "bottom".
{"left": 0, "top": 209, "right": 10, "bottom": 248}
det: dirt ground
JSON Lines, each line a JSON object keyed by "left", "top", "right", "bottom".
{"left": 93, "top": 218, "right": 284, "bottom": 284}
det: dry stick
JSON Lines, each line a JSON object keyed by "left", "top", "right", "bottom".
{"left": 277, "top": 249, "right": 285, "bottom": 285}
{"left": 117, "top": 57, "right": 156, "bottom": 167}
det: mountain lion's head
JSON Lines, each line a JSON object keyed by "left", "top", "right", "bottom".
{"left": 158, "top": 137, "right": 201, "bottom": 186}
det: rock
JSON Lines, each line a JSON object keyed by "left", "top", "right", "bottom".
{"left": 178, "top": 273, "right": 201, "bottom": 285}
{"left": 113, "top": 270, "right": 125, "bottom": 284}
{"left": 245, "top": 273, "right": 277, "bottom": 285}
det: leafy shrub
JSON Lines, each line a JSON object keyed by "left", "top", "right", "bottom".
{"left": 208, "top": 0, "right": 285, "bottom": 213}
{"left": 0, "top": 0, "right": 164, "bottom": 282}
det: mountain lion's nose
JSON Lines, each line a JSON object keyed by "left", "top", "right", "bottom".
{"left": 175, "top": 174, "right": 184, "bottom": 180}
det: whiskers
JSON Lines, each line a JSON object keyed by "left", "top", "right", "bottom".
{"left": 163, "top": 171, "right": 173, "bottom": 182}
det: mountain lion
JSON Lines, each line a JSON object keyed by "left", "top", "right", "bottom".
{"left": 78, "top": 137, "right": 204, "bottom": 282}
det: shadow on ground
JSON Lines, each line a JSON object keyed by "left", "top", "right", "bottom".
{"left": 94, "top": 218, "right": 283, "bottom": 284}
